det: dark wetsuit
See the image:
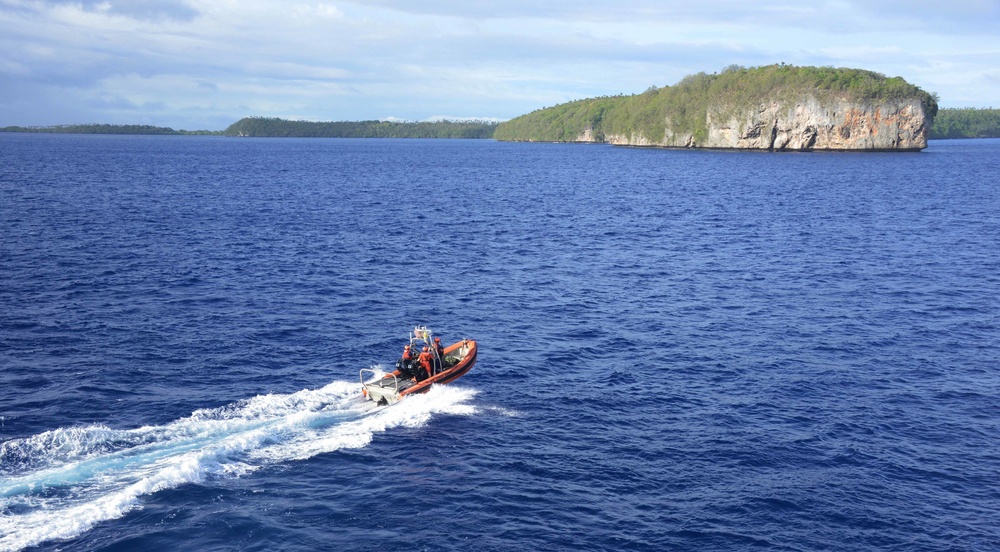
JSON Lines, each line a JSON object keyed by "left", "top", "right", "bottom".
{"left": 434, "top": 343, "right": 446, "bottom": 372}
{"left": 399, "top": 348, "right": 417, "bottom": 379}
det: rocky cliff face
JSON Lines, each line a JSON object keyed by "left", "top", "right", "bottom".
{"left": 603, "top": 96, "right": 930, "bottom": 150}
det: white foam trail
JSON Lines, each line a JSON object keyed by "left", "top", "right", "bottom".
{"left": 0, "top": 382, "right": 477, "bottom": 552}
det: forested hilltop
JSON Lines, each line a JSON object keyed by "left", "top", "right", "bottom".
{"left": 223, "top": 117, "right": 497, "bottom": 138}
{"left": 494, "top": 64, "right": 940, "bottom": 150}
{"left": 930, "top": 108, "right": 1000, "bottom": 139}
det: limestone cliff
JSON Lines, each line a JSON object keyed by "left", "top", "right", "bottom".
{"left": 604, "top": 96, "right": 930, "bottom": 150}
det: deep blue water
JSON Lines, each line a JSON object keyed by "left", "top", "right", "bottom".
{"left": 1, "top": 134, "right": 999, "bottom": 551}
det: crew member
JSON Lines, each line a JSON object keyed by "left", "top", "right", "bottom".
{"left": 433, "top": 337, "right": 446, "bottom": 372}
{"left": 418, "top": 346, "right": 434, "bottom": 380}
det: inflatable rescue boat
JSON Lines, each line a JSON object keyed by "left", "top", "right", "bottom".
{"left": 360, "top": 326, "right": 477, "bottom": 406}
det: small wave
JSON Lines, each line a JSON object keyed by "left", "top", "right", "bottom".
{"left": 0, "top": 382, "right": 477, "bottom": 551}
{"left": 481, "top": 405, "right": 522, "bottom": 418}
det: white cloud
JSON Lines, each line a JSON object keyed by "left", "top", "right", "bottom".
{"left": 0, "top": 0, "right": 998, "bottom": 127}
{"left": 40, "top": 0, "right": 199, "bottom": 21}
{"left": 423, "top": 115, "right": 504, "bottom": 123}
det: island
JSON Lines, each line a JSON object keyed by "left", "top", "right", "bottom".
{"left": 0, "top": 124, "right": 220, "bottom": 135}
{"left": 221, "top": 117, "right": 498, "bottom": 138}
{"left": 0, "top": 120, "right": 497, "bottom": 139}
{"left": 930, "top": 108, "right": 1000, "bottom": 139}
{"left": 494, "top": 64, "right": 940, "bottom": 151}
{"left": 5, "top": 66, "right": 1000, "bottom": 143}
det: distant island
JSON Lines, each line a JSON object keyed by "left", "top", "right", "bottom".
{"left": 929, "top": 108, "right": 1000, "bottom": 139}
{"left": 1, "top": 68, "right": 998, "bottom": 143}
{"left": 0, "top": 123, "right": 222, "bottom": 135}
{"left": 221, "top": 117, "right": 497, "bottom": 138}
{"left": 494, "top": 64, "right": 946, "bottom": 151}
{"left": 0, "top": 119, "right": 498, "bottom": 139}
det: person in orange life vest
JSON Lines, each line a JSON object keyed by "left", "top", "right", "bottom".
{"left": 433, "top": 337, "right": 445, "bottom": 372}
{"left": 418, "top": 346, "right": 434, "bottom": 379}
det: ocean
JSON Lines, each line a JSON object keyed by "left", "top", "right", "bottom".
{"left": 1, "top": 134, "right": 998, "bottom": 551}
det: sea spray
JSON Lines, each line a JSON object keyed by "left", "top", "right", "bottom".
{"left": 0, "top": 382, "right": 477, "bottom": 551}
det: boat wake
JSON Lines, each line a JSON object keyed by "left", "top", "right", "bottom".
{"left": 0, "top": 381, "right": 477, "bottom": 551}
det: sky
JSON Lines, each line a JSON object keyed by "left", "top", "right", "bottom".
{"left": 1, "top": 0, "right": 998, "bottom": 130}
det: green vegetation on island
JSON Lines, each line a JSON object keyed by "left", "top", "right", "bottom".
{"left": 0, "top": 124, "right": 220, "bottom": 135}
{"left": 222, "top": 117, "right": 498, "bottom": 138}
{"left": 929, "top": 108, "right": 1000, "bottom": 139}
{"left": 494, "top": 64, "right": 939, "bottom": 144}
